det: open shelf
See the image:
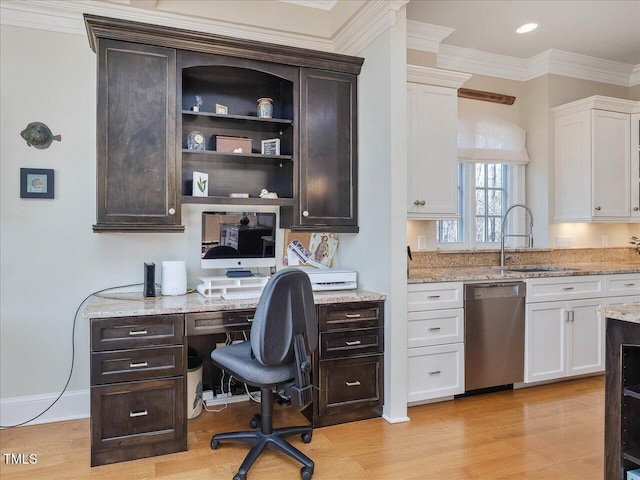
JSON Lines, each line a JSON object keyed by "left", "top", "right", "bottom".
{"left": 182, "top": 196, "right": 294, "bottom": 206}
{"left": 182, "top": 110, "right": 293, "bottom": 126}
{"left": 182, "top": 149, "right": 292, "bottom": 161}
{"left": 625, "top": 385, "right": 640, "bottom": 400}
{"left": 624, "top": 447, "right": 640, "bottom": 465}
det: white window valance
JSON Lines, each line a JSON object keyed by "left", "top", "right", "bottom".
{"left": 457, "top": 113, "right": 530, "bottom": 165}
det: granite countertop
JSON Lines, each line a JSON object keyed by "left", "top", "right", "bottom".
{"left": 82, "top": 289, "right": 387, "bottom": 319}
{"left": 596, "top": 305, "right": 640, "bottom": 324}
{"left": 408, "top": 261, "right": 640, "bottom": 283}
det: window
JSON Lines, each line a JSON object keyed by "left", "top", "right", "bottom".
{"left": 437, "top": 162, "right": 522, "bottom": 248}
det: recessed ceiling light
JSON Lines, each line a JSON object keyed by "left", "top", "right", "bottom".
{"left": 516, "top": 23, "right": 538, "bottom": 34}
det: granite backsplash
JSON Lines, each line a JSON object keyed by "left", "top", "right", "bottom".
{"left": 408, "top": 247, "right": 637, "bottom": 270}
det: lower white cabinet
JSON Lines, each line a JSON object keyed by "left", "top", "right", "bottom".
{"left": 407, "top": 343, "right": 464, "bottom": 403}
{"left": 407, "top": 282, "right": 464, "bottom": 404}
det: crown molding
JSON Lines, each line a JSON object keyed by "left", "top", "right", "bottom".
{"left": 551, "top": 95, "right": 640, "bottom": 116}
{"left": 333, "top": 0, "right": 409, "bottom": 56}
{"left": 407, "top": 64, "right": 471, "bottom": 89}
{"left": 406, "top": 19, "right": 454, "bottom": 53}
{"left": 0, "top": 0, "right": 335, "bottom": 52}
{"left": 408, "top": 20, "right": 639, "bottom": 87}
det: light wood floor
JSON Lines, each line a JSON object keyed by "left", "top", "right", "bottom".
{"left": 0, "top": 376, "right": 604, "bottom": 480}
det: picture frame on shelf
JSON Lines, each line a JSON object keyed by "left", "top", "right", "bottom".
{"left": 193, "top": 171, "right": 209, "bottom": 197}
{"left": 215, "top": 104, "right": 228, "bottom": 115}
{"left": 20, "top": 168, "right": 54, "bottom": 199}
{"left": 261, "top": 138, "right": 280, "bottom": 156}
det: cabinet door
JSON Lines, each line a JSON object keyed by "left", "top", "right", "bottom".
{"left": 632, "top": 113, "right": 640, "bottom": 219}
{"left": 407, "top": 83, "right": 458, "bottom": 219}
{"left": 592, "top": 110, "right": 630, "bottom": 218}
{"left": 566, "top": 299, "right": 605, "bottom": 377}
{"left": 525, "top": 302, "right": 566, "bottom": 383}
{"left": 95, "top": 40, "right": 180, "bottom": 232}
{"left": 298, "top": 69, "right": 357, "bottom": 232}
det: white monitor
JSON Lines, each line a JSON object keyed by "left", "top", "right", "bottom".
{"left": 201, "top": 212, "right": 276, "bottom": 270}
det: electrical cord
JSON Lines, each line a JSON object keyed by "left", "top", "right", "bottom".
{"left": 0, "top": 283, "right": 142, "bottom": 429}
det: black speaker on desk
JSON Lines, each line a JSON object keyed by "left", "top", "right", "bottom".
{"left": 144, "top": 262, "right": 156, "bottom": 297}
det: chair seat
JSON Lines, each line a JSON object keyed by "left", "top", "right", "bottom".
{"left": 211, "top": 341, "right": 296, "bottom": 387}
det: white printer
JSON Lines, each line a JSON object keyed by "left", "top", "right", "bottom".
{"left": 303, "top": 268, "right": 357, "bottom": 291}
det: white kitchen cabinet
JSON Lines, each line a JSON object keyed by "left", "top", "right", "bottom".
{"left": 553, "top": 96, "right": 640, "bottom": 222}
{"left": 407, "top": 281, "right": 464, "bottom": 404}
{"left": 406, "top": 66, "right": 471, "bottom": 220}
{"left": 632, "top": 113, "right": 640, "bottom": 218}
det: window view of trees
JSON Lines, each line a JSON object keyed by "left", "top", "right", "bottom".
{"left": 437, "top": 163, "right": 509, "bottom": 245}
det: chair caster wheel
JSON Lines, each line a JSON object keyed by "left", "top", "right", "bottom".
{"left": 249, "top": 414, "right": 261, "bottom": 429}
{"left": 211, "top": 438, "right": 220, "bottom": 450}
{"left": 301, "top": 432, "right": 312, "bottom": 444}
{"left": 233, "top": 474, "right": 246, "bottom": 480}
{"left": 300, "top": 466, "right": 314, "bottom": 479}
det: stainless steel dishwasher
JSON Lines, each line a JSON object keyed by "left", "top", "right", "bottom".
{"left": 464, "top": 282, "right": 526, "bottom": 392}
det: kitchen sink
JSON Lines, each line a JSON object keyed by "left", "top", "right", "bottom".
{"left": 501, "top": 265, "right": 578, "bottom": 273}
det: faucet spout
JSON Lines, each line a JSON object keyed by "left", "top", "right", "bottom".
{"left": 500, "top": 203, "right": 534, "bottom": 267}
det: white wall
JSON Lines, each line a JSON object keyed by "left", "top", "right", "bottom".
{"left": 339, "top": 8, "right": 409, "bottom": 423}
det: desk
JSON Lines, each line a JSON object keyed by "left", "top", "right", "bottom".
{"left": 83, "top": 290, "right": 386, "bottom": 466}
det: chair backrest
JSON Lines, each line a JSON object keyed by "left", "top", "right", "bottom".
{"left": 250, "top": 268, "right": 317, "bottom": 367}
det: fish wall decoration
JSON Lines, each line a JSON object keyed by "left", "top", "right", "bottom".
{"left": 20, "top": 122, "right": 61, "bottom": 149}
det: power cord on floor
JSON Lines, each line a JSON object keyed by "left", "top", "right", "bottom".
{"left": 0, "top": 283, "right": 142, "bottom": 429}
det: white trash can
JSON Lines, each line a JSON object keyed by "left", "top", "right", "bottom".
{"left": 187, "top": 357, "right": 203, "bottom": 419}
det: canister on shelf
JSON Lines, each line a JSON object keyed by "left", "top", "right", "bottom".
{"left": 257, "top": 97, "right": 273, "bottom": 118}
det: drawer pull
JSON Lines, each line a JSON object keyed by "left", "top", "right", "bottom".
{"left": 427, "top": 295, "right": 441, "bottom": 300}
{"left": 345, "top": 340, "right": 362, "bottom": 346}
{"left": 562, "top": 287, "right": 574, "bottom": 291}
{"left": 428, "top": 370, "right": 441, "bottom": 376}
{"left": 345, "top": 381, "right": 361, "bottom": 387}
{"left": 428, "top": 327, "right": 441, "bottom": 332}
{"left": 345, "top": 313, "right": 361, "bottom": 319}
{"left": 129, "top": 409, "right": 148, "bottom": 418}
{"left": 247, "top": 317, "right": 254, "bottom": 323}
{"left": 624, "top": 283, "right": 636, "bottom": 287}
{"left": 129, "top": 361, "right": 148, "bottom": 368}
{"left": 129, "top": 330, "right": 148, "bottom": 336}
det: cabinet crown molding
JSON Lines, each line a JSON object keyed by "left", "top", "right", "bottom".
{"left": 552, "top": 95, "right": 640, "bottom": 117}
{"left": 407, "top": 65, "right": 471, "bottom": 89}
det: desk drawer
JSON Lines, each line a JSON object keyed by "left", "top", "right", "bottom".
{"left": 90, "top": 378, "right": 186, "bottom": 466}
{"left": 186, "top": 310, "right": 255, "bottom": 335}
{"left": 91, "top": 315, "right": 183, "bottom": 351}
{"left": 91, "top": 346, "right": 183, "bottom": 385}
{"left": 320, "top": 328, "right": 383, "bottom": 359}
{"left": 319, "top": 302, "right": 382, "bottom": 331}
{"left": 319, "top": 356, "right": 382, "bottom": 416}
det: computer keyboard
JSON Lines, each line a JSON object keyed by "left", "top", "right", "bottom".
{"left": 221, "top": 289, "right": 264, "bottom": 301}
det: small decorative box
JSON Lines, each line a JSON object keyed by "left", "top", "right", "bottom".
{"left": 215, "top": 136, "right": 252, "bottom": 154}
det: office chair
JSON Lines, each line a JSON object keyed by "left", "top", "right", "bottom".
{"left": 210, "top": 268, "right": 318, "bottom": 480}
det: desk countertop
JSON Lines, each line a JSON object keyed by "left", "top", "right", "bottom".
{"left": 82, "top": 289, "right": 386, "bottom": 319}
{"left": 596, "top": 304, "right": 640, "bottom": 324}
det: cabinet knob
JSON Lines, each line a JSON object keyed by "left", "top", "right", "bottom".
{"left": 594, "top": 206, "right": 601, "bottom": 211}
{"left": 168, "top": 208, "right": 176, "bottom": 215}
{"left": 302, "top": 210, "right": 309, "bottom": 217}
{"left": 634, "top": 207, "right": 639, "bottom": 211}
{"left": 419, "top": 200, "right": 426, "bottom": 206}
{"left": 414, "top": 200, "right": 420, "bottom": 206}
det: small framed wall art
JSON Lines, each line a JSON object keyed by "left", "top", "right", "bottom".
{"left": 20, "top": 168, "right": 54, "bottom": 199}
{"left": 215, "top": 104, "right": 228, "bottom": 115}
{"left": 261, "top": 138, "right": 280, "bottom": 155}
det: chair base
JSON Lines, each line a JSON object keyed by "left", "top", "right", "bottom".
{"left": 211, "top": 387, "right": 314, "bottom": 480}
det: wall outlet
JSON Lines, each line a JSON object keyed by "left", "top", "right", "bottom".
{"left": 556, "top": 236, "right": 572, "bottom": 248}
{"left": 418, "top": 235, "right": 427, "bottom": 250}
{"left": 202, "top": 390, "right": 214, "bottom": 403}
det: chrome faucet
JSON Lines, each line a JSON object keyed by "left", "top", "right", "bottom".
{"left": 500, "top": 203, "right": 534, "bottom": 267}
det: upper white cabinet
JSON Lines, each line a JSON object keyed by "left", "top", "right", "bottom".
{"left": 553, "top": 96, "right": 640, "bottom": 222}
{"left": 632, "top": 113, "right": 640, "bottom": 219}
{"left": 407, "top": 66, "right": 471, "bottom": 219}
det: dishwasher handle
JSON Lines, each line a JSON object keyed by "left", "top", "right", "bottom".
{"left": 464, "top": 282, "right": 526, "bottom": 300}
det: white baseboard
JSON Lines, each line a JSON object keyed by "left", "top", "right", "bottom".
{"left": 0, "top": 389, "right": 89, "bottom": 428}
